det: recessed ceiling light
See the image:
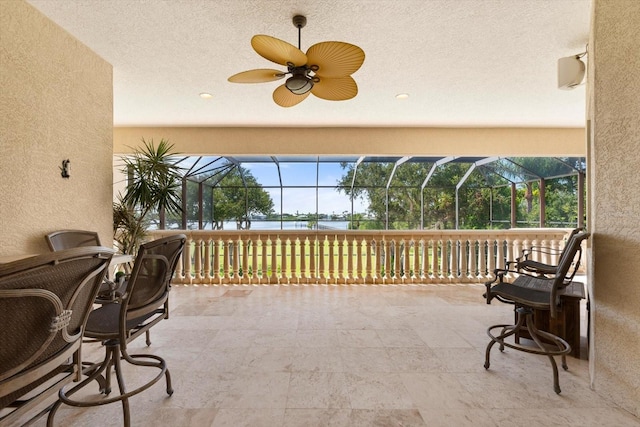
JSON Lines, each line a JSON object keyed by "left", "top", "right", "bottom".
{"left": 395, "top": 93, "right": 409, "bottom": 99}
{"left": 199, "top": 93, "right": 213, "bottom": 99}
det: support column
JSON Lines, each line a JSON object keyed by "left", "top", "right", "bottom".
{"left": 539, "top": 178, "right": 546, "bottom": 228}
{"left": 181, "top": 178, "right": 188, "bottom": 230}
{"left": 510, "top": 183, "right": 517, "bottom": 228}
{"left": 198, "top": 182, "right": 204, "bottom": 230}
{"left": 578, "top": 172, "right": 585, "bottom": 228}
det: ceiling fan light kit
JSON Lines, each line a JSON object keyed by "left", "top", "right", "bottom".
{"left": 284, "top": 68, "right": 316, "bottom": 94}
{"left": 228, "top": 15, "right": 365, "bottom": 107}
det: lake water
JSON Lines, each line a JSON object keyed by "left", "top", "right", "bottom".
{"left": 206, "top": 220, "right": 351, "bottom": 230}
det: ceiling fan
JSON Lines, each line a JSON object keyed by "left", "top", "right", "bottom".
{"left": 228, "top": 15, "right": 365, "bottom": 108}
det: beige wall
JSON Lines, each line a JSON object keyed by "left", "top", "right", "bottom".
{"left": 114, "top": 126, "right": 585, "bottom": 156}
{"left": 0, "top": 0, "right": 113, "bottom": 257}
{"left": 588, "top": 0, "right": 640, "bottom": 417}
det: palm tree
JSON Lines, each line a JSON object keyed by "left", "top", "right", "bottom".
{"left": 114, "top": 138, "right": 183, "bottom": 254}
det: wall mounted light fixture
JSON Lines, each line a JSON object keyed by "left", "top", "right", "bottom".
{"left": 60, "top": 159, "right": 70, "bottom": 178}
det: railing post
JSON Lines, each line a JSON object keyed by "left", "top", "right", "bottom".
{"left": 355, "top": 236, "right": 364, "bottom": 284}
{"left": 309, "top": 234, "right": 317, "bottom": 284}
{"left": 430, "top": 239, "right": 438, "bottom": 281}
{"left": 251, "top": 236, "right": 259, "bottom": 285}
{"left": 394, "top": 239, "right": 402, "bottom": 284}
{"left": 222, "top": 239, "right": 231, "bottom": 284}
{"left": 383, "top": 239, "right": 392, "bottom": 284}
{"left": 299, "top": 236, "right": 307, "bottom": 284}
{"left": 487, "top": 238, "right": 497, "bottom": 280}
{"left": 365, "top": 238, "right": 374, "bottom": 283}
{"left": 496, "top": 236, "right": 505, "bottom": 272}
{"left": 346, "top": 235, "right": 355, "bottom": 284}
{"left": 512, "top": 238, "right": 522, "bottom": 278}
{"left": 203, "top": 237, "right": 212, "bottom": 284}
{"left": 403, "top": 238, "right": 411, "bottom": 284}
{"left": 290, "top": 236, "right": 298, "bottom": 284}
{"left": 440, "top": 239, "right": 448, "bottom": 281}
{"left": 260, "top": 236, "right": 268, "bottom": 284}
{"left": 280, "top": 237, "right": 288, "bottom": 284}
{"left": 504, "top": 237, "right": 513, "bottom": 275}
{"left": 212, "top": 237, "right": 221, "bottom": 284}
{"left": 318, "top": 235, "right": 326, "bottom": 283}
{"left": 241, "top": 237, "right": 250, "bottom": 284}
{"left": 460, "top": 237, "right": 469, "bottom": 281}
{"left": 194, "top": 237, "right": 203, "bottom": 282}
{"left": 338, "top": 235, "right": 346, "bottom": 284}
{"left": 478, "top": 237, "right": 487, "bottom": 279}
{"left": 327, "top": 235, "right": 336, "bottom": 284}
{"left": 183, "top": 235, "right": 193, "bottom": 284}
{"left": 450, "top": 237, "right": 458, "bottom": 281}
{"left": 373, "top": 239, "right": 382, "bottom": 284}
{"left": 269, "top": 237, "right": 278, "bottom": 284}
{"left": 469, "top": 238, "right": 478, "bottom": 280}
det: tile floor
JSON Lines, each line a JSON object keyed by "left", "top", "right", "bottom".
{"left": 29, "top": 283, "right": 640, "bottom": 426}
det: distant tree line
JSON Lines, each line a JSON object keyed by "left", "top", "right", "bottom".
{"left": 336, "top": 158, "right": 582, "bottom": 230}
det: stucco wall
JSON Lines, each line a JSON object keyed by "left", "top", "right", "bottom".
{"left": 113, "top": 126, "right": 585, "bottom": 156}
{"left": 0, "top": 0, "right": 113, "bottom": 257}
{"left": 588, "top": 0, "right": 640, "bottom": 417}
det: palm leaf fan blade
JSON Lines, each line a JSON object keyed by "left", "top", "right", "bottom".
{"left": 228, "top": 69, "right": 285, "bottom": 83}
{"left": 251, "top": 35, "right": 307, "bottom": 67}
{"left": 311, "top": 76, "right": 358, "bottom": 101}
{"left": 306, "top": 41, "right": 365, "bottom": 78}
{"left": 273, "top": 84, "right": 310, "bottom": 107}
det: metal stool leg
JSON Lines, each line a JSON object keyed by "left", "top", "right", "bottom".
{"left": 485, "top": 307, "right": 571, "bottom": 394}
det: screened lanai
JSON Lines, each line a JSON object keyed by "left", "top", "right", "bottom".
{"left": 143, "top": 156, "right": 586, "bottom": 231}
{"left": 146, "top": 156, "right": 586, "bottom": 229}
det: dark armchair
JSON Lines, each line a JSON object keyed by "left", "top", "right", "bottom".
{"left": 483, "top": 231, "right": 590, "bottom": 394}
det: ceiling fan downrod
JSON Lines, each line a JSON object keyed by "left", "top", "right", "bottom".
{"left": 292, "top": 15, "right": 306, "bottom": 50}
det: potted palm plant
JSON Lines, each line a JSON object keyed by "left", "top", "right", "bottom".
{"left": 113, "top": 138, "right": 183, "bottom": 255}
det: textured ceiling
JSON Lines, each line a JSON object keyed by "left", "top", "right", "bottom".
{"left": 26, "top": 0, "right": 591, "bottom": 127}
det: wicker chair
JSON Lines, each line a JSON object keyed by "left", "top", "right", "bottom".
{"left": 48, "top": 234, "right": 186, "bottom": 427}
{"left": 0, "top": 247, "right": 114, "bottom": 425}
{"left": 483, "top": 231, "right": 590, "bottom": 394}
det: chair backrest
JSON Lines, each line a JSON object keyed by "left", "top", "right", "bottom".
{"left": 555, "top": 227, "right": 584, "bottom": 269}
{"left": 45, "top": 230, "right": 102, "bottom": 251}
{"left": 122, "top": 234, "right": 186, "bottom": 320}
{"left": 0, "top": 247, "right": 113, "bottom": 420}
{"left": 550, "top": 231, "right": 589, "bottom": 318}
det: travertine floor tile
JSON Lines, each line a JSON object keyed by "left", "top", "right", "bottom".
{"left": 287, "top": 372, "right": 351, "bottom": 409}
{"left": 345, "top": 372, "right": 415, "bottom": 410}
{"left": 17, "top": 284, "right": 640, "bottom": 427}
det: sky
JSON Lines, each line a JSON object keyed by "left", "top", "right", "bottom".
{"left": 241, "top": 161, "right": 368, "bottom": 215}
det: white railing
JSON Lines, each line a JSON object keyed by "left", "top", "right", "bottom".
{"left": 148, "top": 228, "right": 574, "bottom": 285}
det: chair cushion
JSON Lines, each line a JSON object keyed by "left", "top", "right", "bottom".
{"left": 84, "top": 303, "right": 156, "bottom": 338}
{"left": 488, "top": 280, "right": 551, "bottom": 310}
